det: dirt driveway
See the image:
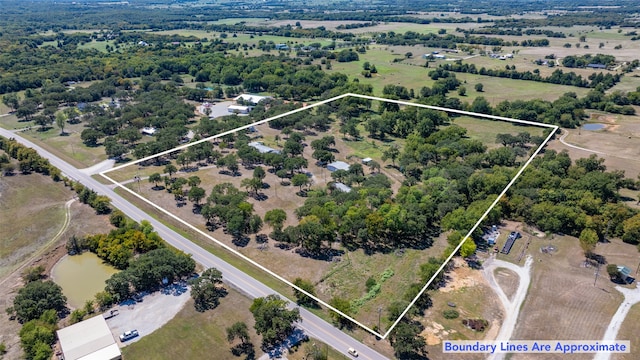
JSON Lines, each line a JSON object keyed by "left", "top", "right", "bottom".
{"left": 104, "top": 282, "right": 191, "bottom": 347}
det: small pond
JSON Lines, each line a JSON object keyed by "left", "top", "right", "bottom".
{"left": 582, "top": 123, "right": 606, "bottom": 131}
{"left": 51, "top": 252, "right": 118, "bottom": 308}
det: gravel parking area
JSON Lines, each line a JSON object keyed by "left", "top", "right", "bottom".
{"left": 104, "top": 282, "right": 191, "bottom": 347}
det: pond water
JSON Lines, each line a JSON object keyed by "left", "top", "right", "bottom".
{"left": 582, "top": 123, "right": 606, "bottom": 131}
{"left": 51, "top": 252, "right": 118, "bottom": 308}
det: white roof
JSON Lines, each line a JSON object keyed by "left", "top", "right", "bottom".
{"left": 334, "top": 182, "right": 352, "bottom": 193}
{"left": 234, "top": 94, "right": 271, "bottom": 105}
{"left": 248, "top": 141, "right": 279, "bottom": 154}
{"left": 141, "top": 127, "right": 156, "bottom": 135}
{"left": 57, "top": 316, "right": 121, "bottom": 360}
{"left": 228, "top": 105, "right": 251, "bottom": 111}
{"left": 362, "top": 157, "right": 372, "bottom": 163}
{"left": 327, "top": 161, "right": 350, "bottom": 171}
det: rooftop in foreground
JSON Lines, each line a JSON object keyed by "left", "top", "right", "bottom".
{"left": 57, "top": 315, "right": 121, "bottom": 360}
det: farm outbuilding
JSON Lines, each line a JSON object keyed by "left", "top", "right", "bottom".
{"left": 248, "top": 141, "right": 280, "bottom": 154}
{"left": 327, "top": 161, "right": 350, "bottom": 172}
{"left": 333, "top": 182, "right": 352, "bottom": 193}
{"left": 228, "top": 105, "right": 251, "bottom": 114}
{"left": 57, "top": 315, "right": 121, "bottom": 360}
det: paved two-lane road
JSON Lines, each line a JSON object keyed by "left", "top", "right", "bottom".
{"left": 0, "top": 128, "right": 389, "bottom": 360}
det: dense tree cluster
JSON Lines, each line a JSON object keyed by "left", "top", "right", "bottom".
{"left": 249, "top": 295, "right": 301, "bottom": 349}
{"left": 10, "top": 281, "right": 67, "bottom": 323}
{"left": 189, "top": 268, "right": 227, "bottom": 312}
{"left": 105, "top": 248, "right": 195, "bottom": 303}
{"left": 562, "top": 54, "right": 616, "bottom": 68}
{"left": 81, "top": 225, "right": 165, "bottom": 269}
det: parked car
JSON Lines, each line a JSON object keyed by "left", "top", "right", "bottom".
{"left": 119, "top": 330, "right": 139, "bottom": 342}
{"left": 347, "top": 348, "right": 358, "bottom": 357}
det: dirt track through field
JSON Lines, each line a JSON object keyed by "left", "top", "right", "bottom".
{"left": 594, "top": 286, "right": 640, "bottom": 360}
{"left": 483, "top": 256, "right": 533, "bottom": 360}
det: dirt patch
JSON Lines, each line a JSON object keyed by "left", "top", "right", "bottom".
{"left": 422, "top": 258, "right": 503, "bottom": 360}
{"left": 493, "top": 268, "right": 519, "bottom": 302}
{"left": 440, "top": 257, "right": 483, "bottom": 293}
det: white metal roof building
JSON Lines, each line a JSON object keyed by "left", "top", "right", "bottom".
{"left": 248, "top": 141, "right": 280, "bottom": 154}
{"left": 57, "top": 315, "right": 121, "bottom": 360}
{"left": 234, "top": 94, "right": 272, "bottom": 105}
{"left": 327, "top": 161, "right": 350, "bottom": 172}
{"left": 333, "top": 182, "right": 352, "bottom": 193}
{"left": 227, "top": 105, "right": 252, "bottom": 114}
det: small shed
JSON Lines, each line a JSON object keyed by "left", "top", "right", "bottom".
{"left": 327, "top": 161, "right": 350, "bottom": 172}
{"left": 617, "top": 266, "right": 634, "bottom": 283}
{"left": 361, "top": 157, "right": 372, "bottom": 164}
{"left": 333, "top": 182, "right": 352, "bottom": 193}
{"left": 141, "top": 127, "right": 156, "bottom": 136}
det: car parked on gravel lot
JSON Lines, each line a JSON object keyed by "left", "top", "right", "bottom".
{"left": 119, "top": 329, "right": 139, "bottom": 342}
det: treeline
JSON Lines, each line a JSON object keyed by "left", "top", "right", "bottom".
{"left": 459, "top": 27, "right": 566, "bottom": 38}
{"left": 492, "top": 11, "right": 638, "bottom": 29}
{"left": 336, "top": 22, "right": 378, "bottom": 30}
{"left": 374, "top": 31, "right": 549, "bottom": 48}
{"left": 438, "top": 62, "right": 621, "bottom": 90}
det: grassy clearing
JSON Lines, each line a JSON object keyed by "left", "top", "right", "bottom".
{"left": 77, "top": 40, "right": 116, "bottom": 52}
{"left": 452, "top": 116, "right": 546, "bottom": 148}
{"left": 511, "top": 233, "right": 626, "bottom": 346}
{"left": 448, "top": 72, "right": 591, "bottom": 104}
{"left": 121, "top": 291, "right": 265, "bottom": 360}
{"left": 608, "top": 73, "right": 640, "bottom": 93}
{"left": 21, "top": 123, "right": 107, "bottom": 168}
{"left": 0, "top": 172, "right": 71, "bottom": 278}
{"left": 0, "top": 114, "right": 29, "bottom": 130}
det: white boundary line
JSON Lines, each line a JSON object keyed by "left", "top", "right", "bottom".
{"left": 101, "top": 93, "right": 558, "bottom": 339}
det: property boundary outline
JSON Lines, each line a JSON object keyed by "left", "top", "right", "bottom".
{"left": 100, "top": 93, "right": 558, "bottom": 339}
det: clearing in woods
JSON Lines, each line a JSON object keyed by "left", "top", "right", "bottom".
{"left": 101, "top": 93, "right": 555, "bottom": 338}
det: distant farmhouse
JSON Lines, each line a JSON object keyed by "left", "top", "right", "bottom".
{"left": 234, "top": 94, "right": 272, "bottom": 105}
{"left": 228, "top": 94, "right": 273, "bottom": 114}
{"left": 275, "top": 43, "right": 289, "bottom": 50}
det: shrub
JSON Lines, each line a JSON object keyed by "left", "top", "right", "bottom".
{"left": 443, "top": 309, "right": 459, "bottom": 319}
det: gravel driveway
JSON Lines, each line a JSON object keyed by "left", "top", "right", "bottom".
{"left": 104, "top": 282, "right": 191, "bottom": 347}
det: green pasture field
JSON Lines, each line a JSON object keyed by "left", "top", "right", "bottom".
{"left": 0, "top": 172, "right": 70, "bottom": 278}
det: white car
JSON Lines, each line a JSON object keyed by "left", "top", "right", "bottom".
{"left": 119, "top": 329, "right": 139, "bottom": 342}
{"left": 348, "top": 347, "right": 359, "bottom": 357}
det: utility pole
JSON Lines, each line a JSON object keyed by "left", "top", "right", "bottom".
{"left": 594, "top": 262, "right": 600, "bottom": 287}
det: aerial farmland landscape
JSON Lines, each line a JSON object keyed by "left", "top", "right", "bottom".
{"left": 1, "top": 1, "right": 640, "bottom": 359}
